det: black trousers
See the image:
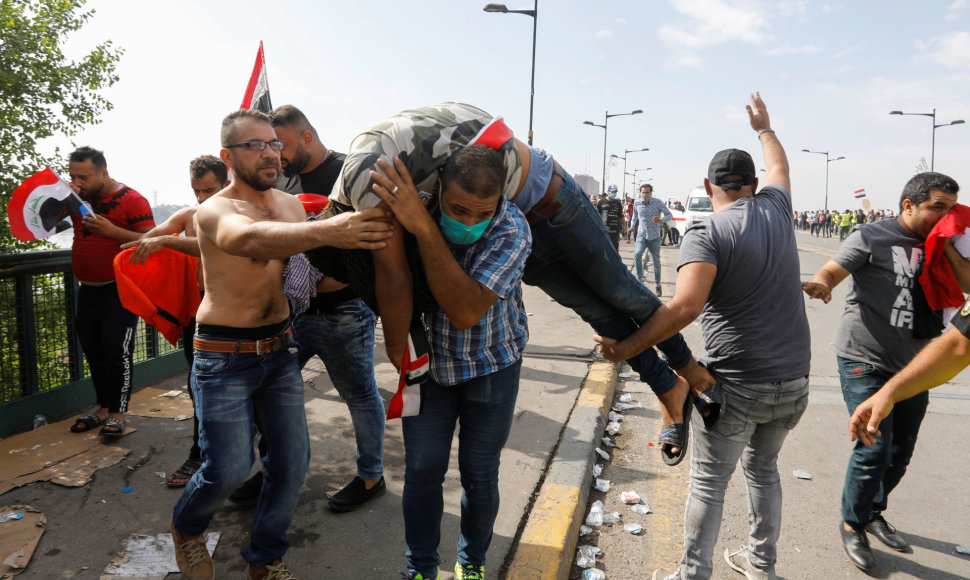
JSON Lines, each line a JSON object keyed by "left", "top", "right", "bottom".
{"left": 76, "top": 283, "right": 137, "bottom": 413}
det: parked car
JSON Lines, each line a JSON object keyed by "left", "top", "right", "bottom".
{"left": 683, "top": 187, "right": 713, "bottom": 228}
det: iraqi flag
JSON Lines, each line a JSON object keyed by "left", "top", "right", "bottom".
{"left": 240, "top": 41, "right": 272, "bottom": 112}
{"left": 7, "top": 167, "right": 86, "bottom": 241}
{"left": 386, "top": 324, "right": 431, "bottom": 420}
{"left": 853, "top": 188, "right": 867, "bottom": 199}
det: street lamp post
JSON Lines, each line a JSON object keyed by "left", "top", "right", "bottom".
{"left": 632, "top": 167, "right": 652, "bottom": 188}
{"left": 889, "top": 109, "right": 965, "bottom": 171}
{"left": 584, "top": 109, "right": 643, "bottom": 194}
{"left": 484, "top": 2, "right": 538, "bottom": 146}
{"left": 611, "top": 147, "right": 649, "bottom": 194}
{"left": 802, "top": 149, "right": 845, "bottom": 211}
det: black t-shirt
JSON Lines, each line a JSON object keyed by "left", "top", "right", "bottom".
{"left": 596, "top": 198, "right": 624, "bottom": 236}
{"left": 299, "top": 151, "right": 347, "bottom": 195}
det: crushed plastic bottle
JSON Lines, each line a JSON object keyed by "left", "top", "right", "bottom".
{"left": 956, "top": 545, "right": 970, "bottom": 555}
{"left": 0, "top": 512, "right": 24, "bottom": 523}
{"left": 632, "top": 503, "right": 652, "bottom": 515}
{"left": 592, "top": 464, "right": 603, "bottom": 478}
{"left": 601, "top": 436, "right": 617, "bottom": 448}
{"left": 605, "top": 422, "right": 622, "bottom": 436}
{"left": 602, "top": 511, "right": 622, "bottom": 525}
{"left": 608, "top": 411, "right": 624, "bottom": 422}
{"left": 579, "top": 525, "right": 594, "bottom": 537}
{"left": 792, "top": 470, "right": 813, "bottom": 480}
{"left": 586, "top": 500, "right": 605, "bottom": 527}
{"left": 595, "top": 447, "right": 610, "bottom": 460}
{"left": 623, "top": 522, "right": 644, "bottom": 535}
{"left": 575, "top": 545, "right": 602, "bottom": 568}
{"left": 583, "top": 569, "right": 606, "bottom": 580}
{"left": 32, "top": 414, "right": 47, "bottom": 429}
{"left": 594, "top": 478, "right": 611, "bottom": 492}
{"left": 612, "top": 402, "right": 641, "bottom": 411}
{"left": 618, "top": 393, "right": 635, "bottom": 403}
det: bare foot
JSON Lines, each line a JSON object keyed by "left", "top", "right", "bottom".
{"left": 676, "top": 357, "right": 715, "bottom": 395}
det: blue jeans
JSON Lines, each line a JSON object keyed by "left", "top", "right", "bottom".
{"left": 634, "top": 236, "right": 662, "bottom": 286}
{"left": 524, "top": 169, "right": 692, "bottom": 396}
{"left": 678, "top": 376, "right": 809, "bottom": 579}
{"left": 401, "top": 361, "right": 521, "bottom": 576}
{"left": 837, "top": 357, "right": 928, "bottom": 527}
{"left": 172, "top": 332, "right": 310, "bottom": 566}
{"left": 294, "top": 299, "right": 384, "bottom": 480}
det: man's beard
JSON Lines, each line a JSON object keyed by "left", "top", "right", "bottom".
{"left": 281, "top": 147, "right": 311, "bottom": 177}
{"left": 235, "top": 159, "right": 281, "bottom": 191}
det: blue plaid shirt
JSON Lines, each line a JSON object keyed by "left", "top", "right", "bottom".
{"left": 425, "top": 197, "right": 532, "bottom": 386}
{"left": 632, "top": 197, "right": 671, "bottom": 241}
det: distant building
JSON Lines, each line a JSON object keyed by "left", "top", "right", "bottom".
{"left": 573, "top": 174, "right": 599, "bottom": 197}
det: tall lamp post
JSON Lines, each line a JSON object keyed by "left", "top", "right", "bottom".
{"left": 633, "top": 167, "right": 652, "bottom": 188}
{"left": 889, "top": 109, "right": 965, "bottom": 171}
{"left": 484, "top": 2, "right": 538, "bottom": 145}
{"left": 611, "top": 147, "right": 649, "bottom": 194}
{"left": 584, "top": 109, "right": 643, "bottom": 194}
{"left": 802, "top": 149, "right": 845, "bottom": 211}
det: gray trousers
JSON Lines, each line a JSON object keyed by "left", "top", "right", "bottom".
{"left": 677, "top": 376, "right": 809, "bottom": 579}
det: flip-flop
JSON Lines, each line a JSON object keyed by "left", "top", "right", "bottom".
{"left": 99, "top": 417, "right": 126, "bottom": 439}
{"left": 166, "top": 459, "right": 202, "bottom": 488}
{"left": 70, "top": 413, "right": 105, "bottom": 433}
{"left": 659, "top": 393, "right": 694, "bottom": 466}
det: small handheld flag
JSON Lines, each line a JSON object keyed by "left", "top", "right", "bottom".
{"left": 7, "top": 167, "right": 85, "bottom": 241}
{"left": 853, "top": 188, "right": 867, "bottom": 199}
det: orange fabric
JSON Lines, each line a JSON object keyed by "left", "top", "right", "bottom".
{"left": 113, "top": 245, "right": 201, "bottom": 346}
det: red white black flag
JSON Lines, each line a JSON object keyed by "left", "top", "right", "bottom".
{"left": 854, "top": 188, "right": 867, "bottom": 199}
{"left": 7, "top": 167, "right": 87, "bottom": 241}
{"left": 240, "top": 41, "right": 272, "bottom": 113}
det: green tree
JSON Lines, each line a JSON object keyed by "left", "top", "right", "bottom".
{"left": 0, "top": 0, "right": 122, "bottom": 253}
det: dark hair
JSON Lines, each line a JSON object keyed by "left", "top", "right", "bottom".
{"left": 640, "top": 183, "right": 653, "bottom": 192}
{"left": 899, "top": 172, "right": 959, "bottom": 211}
{"left": 268, "top": 104, "right": 318, "bottom": 137}
{"left": 68, "top": 146, "right": 107, "bottom": 169}
{"left": 440, "top": 145, "right": 504, "bottom": 199}
{"left": 189, "top": 155, "right": 228, "bottom": 183}
{"left": 221, "top": 109, "right": 272, "bottom": 147}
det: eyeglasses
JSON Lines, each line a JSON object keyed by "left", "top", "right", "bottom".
{"left": 224, "top": 139, "right": 284, "bottom": 152}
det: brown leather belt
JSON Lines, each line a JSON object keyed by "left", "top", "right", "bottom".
{"left": 193, "top": 327, "right": 293, "bottom": 354}
{"left": 527, "top": 160, "right": 564, "bottom": 226}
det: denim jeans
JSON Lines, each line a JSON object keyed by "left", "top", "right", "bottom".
{"left": 634, "top": 236, "right": 662, "bottom": 286}
{"left": 76, "top": 283, "right": 137, "bottom": 413}
{"left": 401, "top": 361, "right": 521, "bottom": 576}
{"left": 678, "top": 376, "right": 809, "bottom": 579}
{"left": 837, "top": 357, "right": 928, "bottom": 527}
{"left": 523, "top": 169, "right": 692, "bottom": 396}
{"left": 172, "top": 331, "right": 310, "bottom": 566}
{"left": 294, "top": 299, "right": 384, "bottom": 480}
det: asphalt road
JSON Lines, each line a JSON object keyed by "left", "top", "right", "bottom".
{"left": 576, "top": 230, "right": 970, "bottom": 580}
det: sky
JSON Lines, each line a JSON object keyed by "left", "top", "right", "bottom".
{"left": 52, "top": 0, "right": 970, "bottom": 212}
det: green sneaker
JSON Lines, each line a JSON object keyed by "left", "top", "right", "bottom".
{"left": 400, "top": 569, "right": 440, "bottom": 580}
{"left": 454, "top": 562, "right": 485, "bottom": 580}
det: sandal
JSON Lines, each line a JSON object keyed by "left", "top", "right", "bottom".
{"left": 659, "top": 393, "right": 693, "bottom": 466}
{"left": 70, "top": 413, "right": 105, "bottom": 433}
{"left": 166, "top": 459, "right": 202, "bottom": 488}
{"left": 99, "top": 417, "right": 126, "bottom": 439}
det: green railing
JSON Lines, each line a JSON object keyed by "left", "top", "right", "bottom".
{"left": 0, "top": 250, "right": 187, "bottom": 435}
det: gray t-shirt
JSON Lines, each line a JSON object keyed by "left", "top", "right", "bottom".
{"left": 833, "top": 219, "right": 938, "bottom": 373}
{"left": 678, "top": 184, "right": 811, "bottom": 382}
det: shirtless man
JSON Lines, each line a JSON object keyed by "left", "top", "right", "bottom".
{"left": 122, "top": 155, "right": 229, "bottom": 488}
{"left": 168, "top": 109, "right": 392, "bottom": 580}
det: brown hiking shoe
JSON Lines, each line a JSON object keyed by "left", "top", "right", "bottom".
{"left": 244, "top": 559, "right": 300, "bottom": 580}
{"left": 170, "top": 519, "right": 214, "bottom": 580}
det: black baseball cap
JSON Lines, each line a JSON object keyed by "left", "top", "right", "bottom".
{"left": 708, "top": 148, "right": 756, "bottom": 189}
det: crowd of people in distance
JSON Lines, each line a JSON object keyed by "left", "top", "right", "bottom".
{"left": 793, "top": 208, "right": 896, "bottom": 240}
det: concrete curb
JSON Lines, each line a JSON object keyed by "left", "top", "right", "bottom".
{"left": 505, "top": 361, "right": 618, "bottom": 580}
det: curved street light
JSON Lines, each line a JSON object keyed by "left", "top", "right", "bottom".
{"left": 611, "top": 147, "right": 649, "bottom": 194}
{"left": 484, "top": 2, "right": 538, "bottom": 145}
{"left": 802, "top": 149, "right": 845, "bottom": 211}
{"left": 583, "top": 109, "right": 643, "bottom": 194}
{"left": 889, "top": 109, "right": 965, "bottom": 171}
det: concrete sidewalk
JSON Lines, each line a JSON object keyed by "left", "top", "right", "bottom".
{"left": 2, "top": 277, "right": 622, "bottom": 579}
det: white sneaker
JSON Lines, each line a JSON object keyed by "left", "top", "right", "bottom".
{"left": 724, "top": 546, "right": 776, "bottom": 580}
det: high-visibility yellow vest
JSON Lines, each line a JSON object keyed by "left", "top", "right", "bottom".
{"left": 840, "top": 213, "right": 852, "bottom": 226}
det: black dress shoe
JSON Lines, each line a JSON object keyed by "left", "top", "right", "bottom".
{"left": 328, "top": 476, "right": 386, "bottom": 512}
{"left": 840, "top": 523, "right": 876, "bottom": 571}
{"left": 865, "top": 515, "right": 909, "bottom": 551}
{"left": 228, "top": 471, "right": 263, "bottom": 506}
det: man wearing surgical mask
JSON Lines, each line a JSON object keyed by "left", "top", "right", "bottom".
{"left": 597, "top": 184, "right": 626, "bottom": 250}
{"left": 369, "top": 144, "right": 531, "bottom": 580}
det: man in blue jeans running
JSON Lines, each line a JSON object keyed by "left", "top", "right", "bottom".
{"left": 597, "top": 93, "right": 811, "bottom": 580}
{"left": 169, "top": 109, "right": 392, "bottom": 580}
{"left": 631, "top": 183, "right": 672, "bottom": 295}
{"left": 371, "top": 145, "right": 531, "bottom": 580}
{"left": 804, "top": 171, "right": 961, "bottom": 572}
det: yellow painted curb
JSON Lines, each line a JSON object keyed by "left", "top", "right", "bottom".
{"left": 506, "top": 361, "right": 617, "bottom": 580}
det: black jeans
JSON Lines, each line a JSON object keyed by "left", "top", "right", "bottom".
{"left": 76, "top": 283, "right": 138, "bottom": 413}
